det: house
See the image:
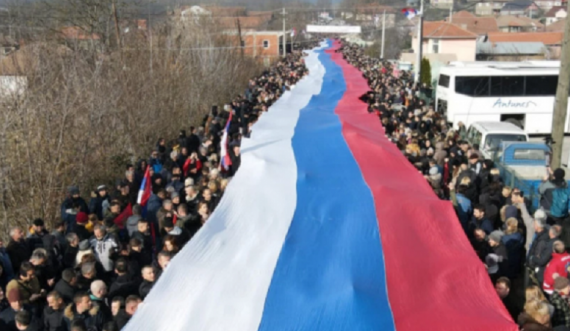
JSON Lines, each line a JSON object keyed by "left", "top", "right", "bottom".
{"left": 545, "top": 6, "right": 567, "bottom": 24}
{"left": 241, "top": 31, "right": 287, "bottom": 65}
{"left": 475, "top": 0, "right": 510, "bottom": 16}
{"left": 476, "top": 40, "right": 548, "bottom": 60}
{"left": 215, "top": 16, "right": 273, "bottom": 30}
{"left": 448, "top": 11, "right": 499, "bottom": 35}
{"left": 495, "top": 15, "right": 544, "bottom": 32}
{"left": 546, "top": 17, "right": 566, "bottom": 30}
{"left": 431, "top": 0, "right": 455, "bottom": 9}
{"left": 534, "top": 0, "right": 567, "bottom": 10}
{"left": 500, "top": 1, "right": 538, "bottom": 16}
{"left": 402, "top": 21, "right": 477, "bottom": 64}
{"left": 60, "top": 26, "right": 102, "bottom": 51}
{"left": 486, "top": 31, "right": 563, "bottom": 57}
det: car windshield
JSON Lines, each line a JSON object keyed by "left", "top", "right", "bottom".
{"left": 485, "top": 134, "right": 527, "bottom": 151}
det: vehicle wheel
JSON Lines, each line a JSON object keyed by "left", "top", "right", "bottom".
{"left": 504, "top": 118, "right": 523, "bottom": 129}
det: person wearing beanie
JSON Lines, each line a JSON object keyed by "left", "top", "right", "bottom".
{"left": 539, "top": 167, "right": 569, "bottom": 223}
{"left": 89, "top": 185, "right": 110, "bottom": 221}
{"left": 0, "top": 287, "right": 29, "bottom": 330}
{"left": 551, "top": 276, "right": 570, "bottom": 328}
{"left": 486, "top": 230, "right": 508, "bottom": 282}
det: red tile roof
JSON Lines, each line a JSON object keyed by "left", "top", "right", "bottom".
{"left": 60, "top": 27, "right": 100, "bottom": 40}
{"left": 422, "top": 22, "right": 478, "bottom": 39}
{"left": 215, "top": 16, "right": 271, "bottom": 29}
{"left": 495, "top": 15, "right": 544, "bottom": 29}
{"left": 450, "top": 16, "right": 499, "bottom": 35}
{"left": 452, "top": 10, "right": 476, "bottom": 19}
{"left": 487, "top": 31, "right": 563, "bottom": 45}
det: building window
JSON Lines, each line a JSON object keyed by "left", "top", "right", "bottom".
{"left": 432, "top": 39, "right": 439, "bottom": 54}
{"left": 262, "top": 40, "right": 270, "bottom": 49}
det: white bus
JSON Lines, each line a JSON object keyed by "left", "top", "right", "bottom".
{"left": 435, "top": 61, "right": 570, "bottom": 134}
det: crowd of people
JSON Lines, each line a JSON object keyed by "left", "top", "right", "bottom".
{"left": 2, "top": 38, "right": 570, "bottom": 331}
{"left": 0, "top": 45, "right": 316, "bottom": 331}
{"left": 340, "top": 42, "right": 570, "bottom": 331}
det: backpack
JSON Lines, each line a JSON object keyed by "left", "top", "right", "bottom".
{"left": 550, "top": 187, "right": 570, "bottom": 218}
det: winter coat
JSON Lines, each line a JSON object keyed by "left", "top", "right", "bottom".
{"left": 89, "top": 194, "right": 110, "bottom": 221}
{"left": 468, "top": 216, "right": 494, "bottom": 237}
{"left": 528, "top": 230, "right": 554, "bottom": 278}
{"left": 6, "top": 239, "right": 31, "bottom": 274}
{"left": 61, "top": 197, "right": 89, "bottom": 233}
{"left": 501, "top": 231, "right": 524, "bottom": 279}
{"left": 540, "top": 180, "right": 569, "bottom": 217}
{"left": 63, "top": 303, "right": 107, "bottom": 331}
{"left": 455, "top": 193, "right": 472, "bottom": 233}
{"left": 108, "top": 274, "right": 141, "bottom": 300}
{"left": 54, "top": 279, "right": 77, "bottom": 304}
{"left": 126, "top": 215, "right": 141, "bottom": 237}
{"left": 6, "top": 278, "right": 40, "bottom": 304}
{"left": 139, "top": 280, "right": 154, "bottom": 300}
{"left": 89, "top": 234, "right": 118, "bottom": 272}
{"left": 543, "top": 252, "right": 570, "bottom": 294}
{"left": 146, "top": 194, "right": 163, "bottom": 227}
{"left": 0, "top": 247, "right": 14, "bottom": 287}
{"left": 43, "top": 306, "right": 66, "bottom": 331}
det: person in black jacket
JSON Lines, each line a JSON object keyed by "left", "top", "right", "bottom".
{"left": 63, "top": 292, "right": 108, "bottom": 331}
{"left": 527, "top": 219, "right": 558, "bottom": 286}
{"left": 6, "top": 227, "right": 31, "bottom": 275}
{"left": 44, "top": 291, "right": 66, "bottom": 331}
{"left": 107, "top": 259, "right": 140, "bottom": 301}
{"left": 138, "top": 266, "right": 155, "bottom": 300}
{"left": 54, "top": 269, "right": 78, "bottom": 304}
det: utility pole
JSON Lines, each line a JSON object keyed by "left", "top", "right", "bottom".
{"left": 550, "top": 0, "right": 570, "bottom": 169}
{"left": 449, "top": 2, "right": 453, "bottom": 23}
{"left": 380, "top": 10, "right": 386, "bottom": 59}
{"left": 148, "top": 0, "right": 153, "bottom": 75}
{"left": 282, "top": 7, "right": 287, "bottom": 57}
{"left": 414, "top": 0, "right": 424, "bottom": 84}
{"left": 112, "top": 0, "right": 123, "bottom": 63}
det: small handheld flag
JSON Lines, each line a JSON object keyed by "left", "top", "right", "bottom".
{"left": 220, "top": 113, "right": 233, "bottom": 171}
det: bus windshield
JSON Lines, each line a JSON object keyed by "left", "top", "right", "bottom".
{"left": 484, "top": 134, "right": 527, "bottom": 151}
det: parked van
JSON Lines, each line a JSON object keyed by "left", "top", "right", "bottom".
{"left": 466, "top": 121, "right": 529, "bottom": 159}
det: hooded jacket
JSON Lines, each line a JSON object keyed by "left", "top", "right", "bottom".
{"left": 63, "top": 303, "right": 106, "bottom": 331}
{"left": 54, "top": 278, "right": 77, "bottom": 304}
{"left": 126, "top": 214, "right": 141, "bottom": 237}
{"left": 89, "top": 234, "right": 118, "bottom": 272}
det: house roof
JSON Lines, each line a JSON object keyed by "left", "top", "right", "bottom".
{"left": 450, "top": 16, "right": 499, "bottom": 35}
{"left": 495, "top": 15, "right": 544, "bottom": 28}
{"left": 215, "top": 16, "right": 271, "bottom": 30}
{"left": 422, "top": 21, "right": 478, "bottom": 39}
{"left": 60, "top": 27, "right": 101, "bottom": 40}
{"left": 545, "top": 6, "right": 566, "bottom": 17}
{"left": 501, "top": 1, "right": 535, "bottom": 11}
{"left": 486, "top": 31, "right": 563, "bottom": 45}
{"left": 202, "top": 6, "right": 246, "bottom": 17}
{"left": 452, "top": 10, "right": 476, "bottom": 19}
{"left": 547, "top": 18, "right": 566, "bottom": 31}
{"left": 354, "top": 4, "right": 396, "bottom": 14}
{"left": 476, "top": 41, "right": 547, "bottom": 55}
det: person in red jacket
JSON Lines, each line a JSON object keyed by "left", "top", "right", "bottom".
{"left": 543, "top": 240, "right": 570, "bottom": 295}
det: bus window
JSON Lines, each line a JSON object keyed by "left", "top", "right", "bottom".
{"left": 438, "top": 74, "right": 450, "bottom": 88}
{"left": 525, "top": 76, "right": 558, "bottom": 96}
{"left": 490, "top": 76, "right": 524, "bottom": 96}
{"left": 455, "top": 76, "right": 490, "bottom": 96}
{"left": 484, "top": 134, "right": 527, "bottom": 151}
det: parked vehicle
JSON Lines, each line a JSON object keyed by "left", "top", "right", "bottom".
{"left": 466, "top": 121, "right": 529, "bottom": 159}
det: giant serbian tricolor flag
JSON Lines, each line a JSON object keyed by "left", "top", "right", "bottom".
{"left": 124, "top": 41, "right": 518, "bottom": 331}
